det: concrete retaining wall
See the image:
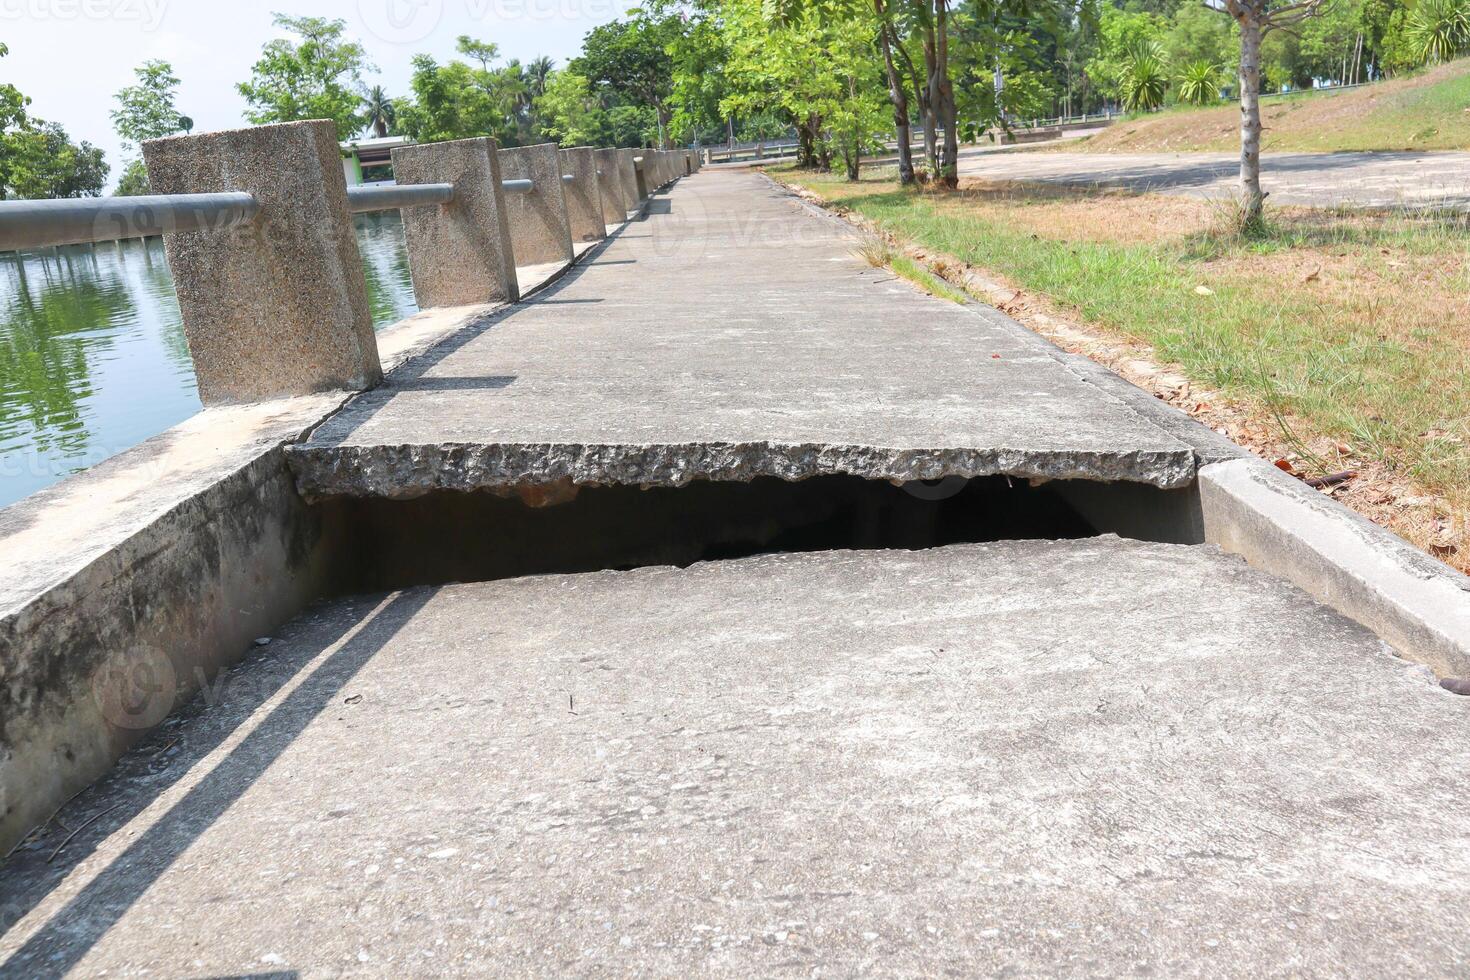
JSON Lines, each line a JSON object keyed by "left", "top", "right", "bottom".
{"left": 0, "top": 398, "right": 350, "bottom": 853}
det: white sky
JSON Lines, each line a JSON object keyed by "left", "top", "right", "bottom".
{"left": 1, "top": 0, "right": 626, "bottom": 188}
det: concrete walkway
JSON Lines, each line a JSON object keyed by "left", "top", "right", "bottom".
{"left": 290, "top": 170, "right": 1196, "bottom": 498}
{"left": 2, "top": 539, "right": 1467, "bottom": 975}
{"left": 958, "top": 149, "right": 1470, "bottom": 209}
{"left": 3, "top": 170, "right": 1469, "bottom": 976}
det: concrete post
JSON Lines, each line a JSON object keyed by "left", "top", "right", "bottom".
{"left": 635, "top": 153, "right": 650, "bottom": 200}
{"left": 558, "top": 146, "right": 607, "bottom": 244}
{"left": 617, "top": 149, "right": 641, "bottom": 208}
{"left": 497, "top": 142, "right": 574, "bottom": 267}
{"left": 391, "top": 136, "right": 519, "bottom": 308}
{"left": 595, "top": 147, "right": 632, "bottom": 225}
{"left": 142, "top": 121, "right": 381, "bottom": 405}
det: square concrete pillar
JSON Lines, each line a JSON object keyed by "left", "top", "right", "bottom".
{"left": 634, "top": 153, "right": 650, "bottom": 200}
{"left": 616, "top": 149, "right": 641, "bottom": 208}
{"left": 498, "top": 143, "right": 574, "bottom": 267}
{"left": 143, "top": 120, "right": 380, "bottom": 405}
{"left": 558, "top": 146, "right": 607, "bottom": 243}
{"left": 391, "top": 137, "right": 519, "bottom": 308}
{"left": 594, "top": 147, "right": 631, "bottom": 225}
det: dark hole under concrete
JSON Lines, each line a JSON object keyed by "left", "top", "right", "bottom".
{"left": 321, "top": 475, "right": 1194, "bottom": 594}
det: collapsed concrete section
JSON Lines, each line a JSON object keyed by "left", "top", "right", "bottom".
{"left": 3, "top": 539, "right": 1467, "bottom": 975}
{"left": 290, "top": 171, "right": 1197, "bottom": 499}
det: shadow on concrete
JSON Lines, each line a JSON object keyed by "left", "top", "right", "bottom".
{"left": 0, "top": 588, "right": 434, "bottom": 978}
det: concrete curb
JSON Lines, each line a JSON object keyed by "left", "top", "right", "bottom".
{"left": 1201, "top": 456, "right": 1470, "bottom": 679}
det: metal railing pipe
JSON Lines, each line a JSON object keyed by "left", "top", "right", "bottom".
{"left": 345, "top": 182, "right": 453, "bottom": 214}
{"left": 0, "top": 192, "right": 259, "bottom": 252}
{"left": 561, "top": 174, "right": 576, "bottom": 184}
{"left": 502, "top": 178, "right": 534, "bottom": 194}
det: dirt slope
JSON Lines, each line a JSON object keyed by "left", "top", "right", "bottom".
{"left": 1081, "top": 58, "right": 1470, "bottom": 153}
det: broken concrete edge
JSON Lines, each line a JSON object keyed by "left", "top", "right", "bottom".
{"left": 285, "top": 442, "right": 1198, "bottom": 503}
{"left": 762, "top": 169, "right": 1470, "bottom": 679}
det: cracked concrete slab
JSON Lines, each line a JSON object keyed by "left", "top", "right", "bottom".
{"left": 2, "top": 538, "right": 1466, "bottom": 976}
{"left": 288, "top": 171, "right": 1196, "bottom": 500}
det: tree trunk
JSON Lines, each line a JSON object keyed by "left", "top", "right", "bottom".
{"left": 727, "top": 116, "right": 735, "bottom": 150}
{"left": 1237, "top": 13, "right": 1265, "bottom": 225}
{"left": 891, "top": 30, "right": 930, "bottom": 179}
{"left": 875, "top": 0, "right": 915, "bottom": 185}
{"left": 934, "top": 0, "right": 958, "bottom": 188}
{"left": 921, "top": 11, "right": 940, "bottom": 178}
{"left": 911, "top": 0, "right": 958, "bottom": 185}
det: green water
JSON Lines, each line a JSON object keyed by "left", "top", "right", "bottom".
{"left": 0, "top": 212, "right": 418, "bottom": 509}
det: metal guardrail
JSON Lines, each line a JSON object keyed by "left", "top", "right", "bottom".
{"left": 346, "top": 183, "right": 453, "bottom": 214}
{"left": 0, "top": 193, "right": 260, "bottom": 252}
{"left": 0, "top": 177, "right": 566, "bottom": 252}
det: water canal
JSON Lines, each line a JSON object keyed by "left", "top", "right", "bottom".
{"left": 0, "top": 212, "right": 418, "bottom": 509}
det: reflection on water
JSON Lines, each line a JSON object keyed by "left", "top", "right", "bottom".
{"left": 0, "top": 212, "right": 418, "bottom": 509}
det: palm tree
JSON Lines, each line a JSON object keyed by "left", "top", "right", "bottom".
{"left": 527, "top": 56, "right": 555, "bottom": 99}
{"left": 1406, "top": 0, "right": 1470, "bottom": 64}
{"left": 361, "top": 85, "right": 395, "bottom": 138}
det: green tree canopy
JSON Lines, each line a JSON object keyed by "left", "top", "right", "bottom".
{"left": 4, "top": 122, "right": 109, "bottom": 199}
{"left": 237, "top": 14, "right": 374, "bottom": 137}
{"left": 572, "top": 16, "right": 680, "bottom": 146}
{"left": 535, "top": 70, "right": 608, "bottom": 146}
{"left": 112, "top": 60, "right": 186, "bottom": 150}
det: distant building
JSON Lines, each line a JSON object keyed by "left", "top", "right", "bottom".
{"left": 340, "top": 136, "right": 413, "bottom": 186}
